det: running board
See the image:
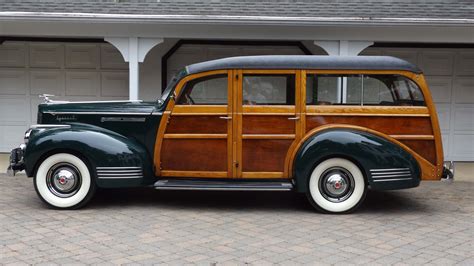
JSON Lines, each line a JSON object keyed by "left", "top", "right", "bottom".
{"left": 154, "top": 179, "right": 294, "bottom": 191}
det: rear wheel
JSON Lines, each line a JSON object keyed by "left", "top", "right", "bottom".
{"left": 307, "top": 158, "right": 367, "bottom": 213}
{"left": 34, "top": 153, "right": 96, "bottom": 209}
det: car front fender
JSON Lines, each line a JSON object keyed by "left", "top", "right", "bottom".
{"left": 24, "top": 123, "right": 154, "bottom": 188}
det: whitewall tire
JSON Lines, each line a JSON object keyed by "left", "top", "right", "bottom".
{"left": 34, "top": 153, "right": 96, "bottom": 209}
{"left": 307, "top": 158, "right": 367, "bottom": 213}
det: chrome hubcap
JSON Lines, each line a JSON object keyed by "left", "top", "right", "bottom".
{"left": 46, "top": 163, "right": 81, "bottom": 198}
{"left": 319, "top": 167, "right": 355, "bottom": 203}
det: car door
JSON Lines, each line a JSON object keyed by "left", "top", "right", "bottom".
{"left": 235, "top": 70, "right": 303, "bottom": 178}
{"left": 156, "top": 70, "right": 234, "bottom": 178}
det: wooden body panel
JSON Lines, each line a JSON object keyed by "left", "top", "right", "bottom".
{"left": 242, "top": 139, "right": 293, "bottom": 172}
{"left": 166, "top": 115, "right": 227, "bottom": 134}
{"left": 161, "top": 139, "right": 228, "bottom": 171}
{"left": 306, "top": 116, "right": 433, "bottom": 135}
{"left": 156, "top": 70, "right": 233, "bottom": 178}
{"left": 154, "top": 68, "right": 443, "bottom": 181}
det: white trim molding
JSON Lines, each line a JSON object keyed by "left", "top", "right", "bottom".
{"left": 105, "top": 37, "right": 163, "bottom": 100}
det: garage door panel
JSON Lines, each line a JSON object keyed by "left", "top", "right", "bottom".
{"left": 0, "top": 125, "right": 28, "bottom": 151}
{"left": 0, "top": 98, "right": 28, "bottom": 123}
{"left": 453, "top": 77, "right": 474, "bottom": 104}
{"left": 455, "top": 52, "right": 474, "bottom": 76}
{"left": 382, "top": 50, "right": 418, "bottom": 65}
{"left": 66, "top": 44, "right": 99, "bottom": 69}
{"left": 452, "top": 134, "right": 474, "bottom": 158}
{"left": 425, "top": 76, "right": 452, "bottom": 103}
{"left": 441, "top": 133, "right": 450, "bottom": 156}
{"left": 420, "top": 51, "right": 454, "bottom": 76}
{"left": 0, "top": 69, "right": 28, "bottom": 95}
{"left": 30, "top": 70, "right": 65, "bottom": 95}
{"left": 100, "top": 44, "right": 128, "bottom": 70}
{"left": 30, "top": 97, "right": 44, "bottom": 124}
{"left": 435, "top": 104, "right": 451, "bottom": 131}
{"left": 101, "top": 72, "right": 129, "bottom": 97}
{"left": 66, "top": 71, "right": 99, "bottom": 96}
{"left": 0, "top": 43, "right": 27, "bottom": 67}
{"left": 454, "top": 106, "right": 474, "bottom": 131}
{"left": 29, "top": 44, "right": 64, "bottom": 68}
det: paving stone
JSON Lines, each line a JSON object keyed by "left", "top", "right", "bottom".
{"left": 0, "top": 174, "right": 473, "bottom": 264}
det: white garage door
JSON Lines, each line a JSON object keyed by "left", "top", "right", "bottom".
{"left": 166, "top": 44, "right": 305, "bottom": 83}
{"left": 363, "top": 48, "right": 474, "bottom": 161}
{"left": 0, "top": 42, "right": 129, "bottom": 152}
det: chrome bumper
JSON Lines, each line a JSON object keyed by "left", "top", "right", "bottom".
{"left": 7, "top": 144, "right": 26, "bottom": 176}
{"left": 442, "top": 161, "right": 455, "bottom": 182}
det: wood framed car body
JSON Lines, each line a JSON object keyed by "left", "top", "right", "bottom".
{"left": 8, "top": 55, "right": 449, "bottom": 213}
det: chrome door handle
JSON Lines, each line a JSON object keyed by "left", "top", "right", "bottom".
{"left": 288, "top": 116, "right": 300, "bottom": 120}
{"left": 219, "top": 116, "right": 232, "bottom": 120}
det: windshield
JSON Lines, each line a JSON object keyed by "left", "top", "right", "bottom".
{"left": 158, "top": 69, "right": 187, "bottom": 105}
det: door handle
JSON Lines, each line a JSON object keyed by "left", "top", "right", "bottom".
{"left": 288, "top": 116, "right": 300, "bottom": 120}
{"left": 219, "top": 116, "right": 232, "bottom": 120}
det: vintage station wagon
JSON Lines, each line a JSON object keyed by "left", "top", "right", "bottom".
{"left": 8, "top": 55, "right": 452, "bottom": 213}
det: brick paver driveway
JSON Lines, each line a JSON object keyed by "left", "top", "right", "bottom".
{"left": 1, "top": 173, "right": 473, "bottom": 265}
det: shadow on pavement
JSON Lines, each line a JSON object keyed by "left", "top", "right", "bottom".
{"left": 87, "top": 187, "right": 429, "bottom": 214}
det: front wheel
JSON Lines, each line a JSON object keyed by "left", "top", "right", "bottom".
{"left": 34, "top": 153, "right": 96, "bottom": 209}
{"left": 307, "top": 158, "right": 367, "bottom": 213}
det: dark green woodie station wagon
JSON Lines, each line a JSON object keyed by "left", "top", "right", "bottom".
{"left": 8, "top": 56, "right": 452, "bottom": 213}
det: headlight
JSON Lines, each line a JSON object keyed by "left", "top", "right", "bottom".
{"left": 24, "top": 128, "right": 32, "bottom": 144}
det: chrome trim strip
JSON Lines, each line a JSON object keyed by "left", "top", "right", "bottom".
{"left": 372, "top": 171, "right": 411, "bottom": 176}
{"left": 97, "top": 173, "right": 143, "bottom": 176}
{"left": 372, "top": 178, "right": 413, "bottom": 182}
{"left": 30, "top": 124, "right": 71, "bottom": 128}
{"left": 101, "top": 117, "right": 146, "bottom": 122}
{"left": 97, "top": 175, "right": 143, "bottom": 179}
{"left": 97, "top": 169, "right": 142, "bottom": 173}
{"left": 155, "top": 187, "right": 292, "bottom": 191}
{"left": 46, "top": 100, "right": 142, "bottom": 104}
{"left": 45, "top": 111, "right": 151, "bottom": 115}
{"left": 96, "top": 167, "right": 142, "bottom": 170}
{"left": 372, "top": 174, "right": 412, "bottom": 179}
{"left": 370, "top": 168, "right": 410, "bottom": 172}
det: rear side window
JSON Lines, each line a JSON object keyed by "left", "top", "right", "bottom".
{"left": 306, "top": 74, "right": 425, "bottom": 106}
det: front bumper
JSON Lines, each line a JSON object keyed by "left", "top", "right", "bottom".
{"left": 7, "top": 144, "right": 26, "bottom": 176}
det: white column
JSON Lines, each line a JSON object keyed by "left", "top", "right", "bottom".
{"left": 313, "top": 40, "right": 373, "bottom": 56}
{"left": 105, "top": 37, "right": 164, "bottom": 100}
{"left": 313, "top": 40, "right": 373, "bottom": 103}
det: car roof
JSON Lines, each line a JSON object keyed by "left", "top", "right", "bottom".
{"left": 185, "top": 55, "right": 422, "bottom": 74}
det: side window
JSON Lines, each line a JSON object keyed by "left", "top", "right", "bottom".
{"left": 306, "top": 74, "right": 362, "bottom": 105}
{"left": 177, "top": 74, "right": 227, "bottom": 105}
{"left": 243, "top": 74, "right": 295, "bottom": 105}
{"left": 306, "top": 74, "right": 425, "bottom": 106}
{"left": 363, "top": 75, "right": 425, "bottom": 106}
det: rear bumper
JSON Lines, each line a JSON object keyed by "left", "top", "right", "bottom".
{"left": 441, "top": 161, "right": 455, "bottom": 181}
{"left": 6, "top": 144, "right": 26, "bottom": 176}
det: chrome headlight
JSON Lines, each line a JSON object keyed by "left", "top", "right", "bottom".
{"left": 24, "top": 128, "right": 32, "bottom": 144}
